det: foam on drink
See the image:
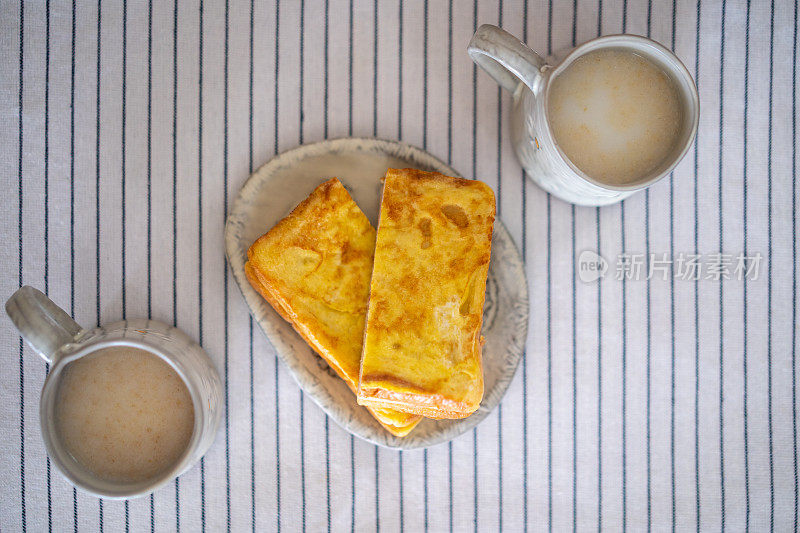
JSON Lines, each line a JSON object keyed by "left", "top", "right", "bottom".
{"left": 55, "top": 346, "right": 194, "bottom": 484}
{"left": 547, "top": 48, "right": 682, "bottom": 185}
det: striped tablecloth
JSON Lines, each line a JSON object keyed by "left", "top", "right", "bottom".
{"left": 1, "top": 0, "right": 798, "bottom": 531}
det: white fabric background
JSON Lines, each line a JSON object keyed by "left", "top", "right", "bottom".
{"left": 1, "top": 0, "right": 798, "bottom": 531}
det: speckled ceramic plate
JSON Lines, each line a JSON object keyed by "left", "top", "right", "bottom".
{"left": 225, "top": 138, "right": 528, "bottom": 449}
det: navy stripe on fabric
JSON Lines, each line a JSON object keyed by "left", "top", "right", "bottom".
{"left": 547, "top": 198, "right": 552, "bottom": 533}
{"left": 569, "top": 6, "right": 578, "bottom": 532}
{"left": 571, "top": 203, "right": 578, "bottom": 533}
{"left": 546, "top": 2, "right": 553, "bottom": 530}
{"left": 373, "top": 0, "right": 378, "bottom": 139}
{"left": 343, "top": 14, "right": 357, "bottom": 529}
{"left": 43, "top": 1, "right": 52, "bottom": 526}
{"left": 669, "top": 3, "right": 677, "bottom": 530}
{"left": 146, "top": 0, "right": 153, "bottom": 322}
{"left": 247, "top": 0, "right": 256, "bottom": 528}
{"left": 250, "top": 317, "right": 256, "bottom": 532}
{"left": 621, "top": 0, "right": 627, "bottom": 32}
{"left": 351, "top": 435, "right": 355, "bottom": 533}
{"left": 348, "top": 0, "right": 353, "bottom": 136}
{"left": 596, "top": 5, "right": 603, "bottom": 531}
{"left": 324, "top": 0, "right": 329, "bottom": 140}
{"left": 397, "top": 0, "right": 403, "bottom": 141}
{"left": 94, "top": 0, "right": 101, "bottom": 344}
{"left": 121, "top": 0, "right": 127, "bottom": 322}
{"left": 743, "top": 1, "right": 751, "bottom": 529}
{"left": 620, "top": 202, "right": 627, "bottom": 533}
{"left": 645, "top": 189, "right": 652, "bottom": 531}
{"left": 70, "top": 0, "right": 78, "bottom": 528}
{"left": 718, "top": 1, "right": 726, "bottom": 528}
{"left": 793, "top": 3, "right": 799, "bottom": 530}
{"left": 619, "top": 6, "right": 628, "bottom": 530}
{"left": 596, "top": 204, "right": 603, "bottom": 533}
{"left": 121, "top": 1, "right": 129, "bottom": 528}
{"left": 17, "top": 0, "right": 26, "bottom": 529}
{"left": 197, "top": 0, "right": 206, "bottom": 528}
{"left": 521, "top": 1, "right": 530, "bottom": 529}
{"left": 273, "top": 0, "right": 281, "bottom": 526}
{"left": 766, "top": 3, "right": 775, "bottom": 531}
{"left": 693, "top": 2, "right": 702, "bottom": 530}
{"left": 570, "top": 5, "right": 579, "bottom": 532}
{"left": 94, "top": 2, "right": 103, "bottom": 528}
{"left": 323, "top": 2, "right": 331, "bottom": 528}
{"left": 171, "top": 0, "right": 179, "bottom": 528}
{"left": 620, "top": 13, "right": 628, "bottom": 529}
{"left": 645, "top": 8, "right": 653, "bottom": 532}
{"left": 223, "top": 0, "right": 232, "bottom": 531}
{"left": 298, "top": 3, "right": 307, "bottom": 531}
{"left": 145, "top": 0, "right": 155, "bottom": 533}
{"left": 95, "top": 0, "right": 102, "bottom": 336}
{"left": 496, "top": 1, "right": 504, "bottom": 528}
{"left": 346, "top": 2, "right": 355, "bottom": 529}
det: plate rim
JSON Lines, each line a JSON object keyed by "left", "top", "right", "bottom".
{"left": 225, "top": 136, "right": 529, "bottom": 449}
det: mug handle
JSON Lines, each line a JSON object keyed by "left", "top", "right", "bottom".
{"left": 468, "top": 24, "right": 546, "bottom": 95}
{"left": 6, "top": 286, "right": 85, "bottom": 365}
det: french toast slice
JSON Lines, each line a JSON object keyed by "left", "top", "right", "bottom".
{"left": 357, "top": 169, "right": 495, "bottom": 419}
{"left": 245, "top": 178, "right": 421, "bottom": 436}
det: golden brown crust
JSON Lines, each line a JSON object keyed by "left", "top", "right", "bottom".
{"left": 246, "top": 178, "right": 421, "bottom": 436}
{"left": 357, "top": 169, "right": 495, "bottom": 419}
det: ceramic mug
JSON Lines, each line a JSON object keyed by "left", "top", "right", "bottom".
{"left": 5, "top": 286, "right": 223, "bottom": 499}
{"left": 468, "top": 24, "right": 699, "bottom": 206}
